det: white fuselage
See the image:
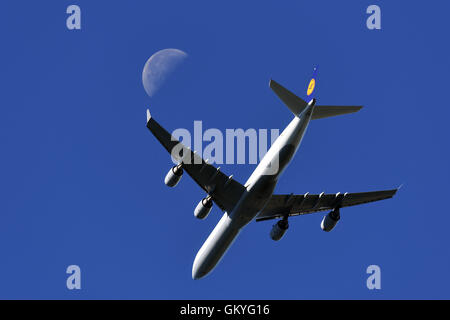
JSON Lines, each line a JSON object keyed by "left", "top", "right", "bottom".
{"left": 192, "top": 103, "right": 315, "bottom": 279}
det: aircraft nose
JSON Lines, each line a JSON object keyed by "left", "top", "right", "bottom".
{"left": 192, "top": 255, "right": 208, "bottom": 280}
{"left": 191, "top": 213, "right": 239, "bottom": 280}
{"left": 192, "top": 267, "right": 204, "bottom": 280}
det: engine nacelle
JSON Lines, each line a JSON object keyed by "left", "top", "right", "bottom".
{"left": 270, "top": 219, "right": 289, "bottom": 241}
{"left": 164, "top": 165, "right": 183, "bottom": 187}
{"left": 194, "top": 197, "right": 213, "bottom": 219}
{"left": 321, "top": 208, "right": 340, "bottom": 232}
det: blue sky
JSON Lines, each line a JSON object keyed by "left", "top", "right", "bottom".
{"left": 0, "top": 1, "right": 449, "bottom": 299}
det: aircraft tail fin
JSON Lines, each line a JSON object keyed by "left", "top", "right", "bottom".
{"left": 271, "top": 66, "right": 362, "bottom": 119}
{"left": 270, "top": 66, "right": 318, "bottom": 116}
{"left": 305, "top": 66, "right": 318, "bottom": 101}
{"left": 269, "top": 79, "right": 309, "bottom": 116}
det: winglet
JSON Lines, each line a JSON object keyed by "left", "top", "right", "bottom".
{"left": 146, "top": 109, "right": 151, "bottom": 123}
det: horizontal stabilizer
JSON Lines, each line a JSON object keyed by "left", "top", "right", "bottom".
{"left": 270, "top": 79, "right": 308, "bottom": 116}
{"left": 312, "top": 106, "right": 362, "bottom": 120}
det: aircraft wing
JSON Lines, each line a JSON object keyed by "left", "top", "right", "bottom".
{"left": 146, "top": 110, "right": 246, "bottom": 213}
{"left": 255, "top": 189, "right": 398, "bottom": 221}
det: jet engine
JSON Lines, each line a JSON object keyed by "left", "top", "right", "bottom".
{"left": 194, "top": 196, "right": 213, "bottom": 219}
{"left": 270, "top": 218, "right": 289, "bottom": 241}
{"left": 164, "top": 165, "right": 183, "bottom": 187}
{"left": 320, "top": 208, "right": 340, "bottom": 232}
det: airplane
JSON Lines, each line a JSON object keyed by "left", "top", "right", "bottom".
{"left": 145, "top": 67, "right": 398, "bottom": 280}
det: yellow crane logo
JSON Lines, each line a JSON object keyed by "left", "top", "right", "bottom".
{"left": 307, "top": 78, "right": 315, "bottom": 96}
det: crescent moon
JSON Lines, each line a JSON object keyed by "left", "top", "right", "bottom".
{"left": 142, "top": 48, "right": 188, "bottom": 97}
